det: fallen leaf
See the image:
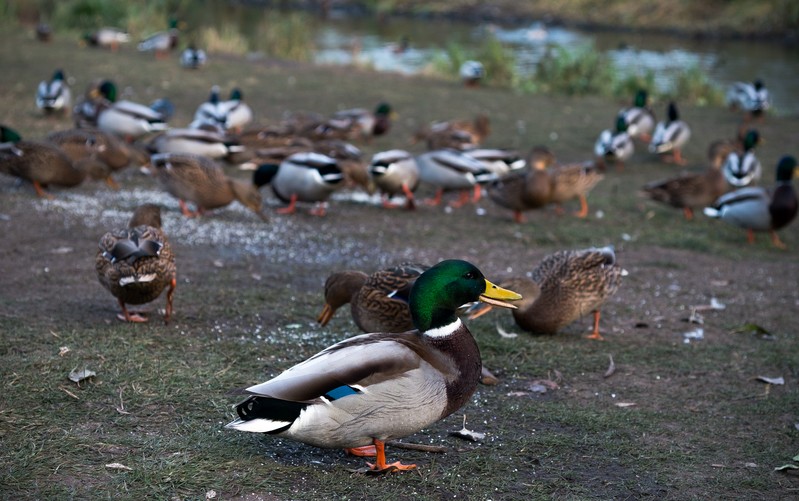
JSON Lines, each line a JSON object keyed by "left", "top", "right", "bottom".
{"left": 496, "top": 323, "right": 518, "bottom": 339}
{"left": 450, "top": 415, "right": 485, "bottom": 442}
{"left": 506, "top": 391, "right": 529, "bottom": 397}
{"left": 105, "top": 463, "right": 132, "bottom": 471}
{"left": 206, "top": 490, "right": 217, "bottom": 500}
{"left": 756, "top": 376, "right": 784, "bottom": 385}
{"left": 50, "top": 246, "right": 74, "bottom": 254}
{"left": 603, "top": 354, "right": 616, "bottom": 378}
{"left": 731, "top": 323, "right": 774, "bottom": 339}
{"left": 58, "top": 346, "right": 70, "bottom": 357}
{"left": 528, "top": 383, "right": 548, "bottom": 394}
{"left": 68, "top": 368, "right": 96, "bottom": 383}
{"left": 529, "top": 379, "right": 559, "bottom": 391}
{"left": 212, "top": 259, "right": 224, "bottom": 268}
{"left": 775, "top": 464, "right": 799, "bottom": 472}
{"left": 615, "top": 402, "right": 636, "bottom": 408}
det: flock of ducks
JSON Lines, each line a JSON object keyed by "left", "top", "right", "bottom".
{"left": 3, "top": 25, "right": 798, "bottom": 473}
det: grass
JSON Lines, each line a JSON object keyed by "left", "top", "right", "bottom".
{"left": 1, "top": 22, "right": 799, "bottom": 501}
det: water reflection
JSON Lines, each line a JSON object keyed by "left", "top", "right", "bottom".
{"left": 182, "top": 6, "right": 798, "bottom": 114}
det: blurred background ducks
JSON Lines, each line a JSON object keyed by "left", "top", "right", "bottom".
{"left": 36, "top": 69, "right": 71, "bottom": 116}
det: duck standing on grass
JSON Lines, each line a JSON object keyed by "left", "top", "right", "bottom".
{"left": 722, "top": 129, "right": 762, "bottom": 188}
{"left": 649, "top": 102, "right": 691, "bottom": 165}
{"left": 726, "top": 79, "right": 769, "bottom": 121}
{"left": 468, "top": 246, "right": 626, "bottom": 341}
{"left": 226, "top": 259, "right": 521, "bottom": 473}
{"left": 641, "top": 161, "right": 730, "bottom": 221}
{"left": 95, "top": 204, "right": 177, "bottom": 324}
{"left": 618, "top": 89, "right": 655, "bottom": 142}
{"left": 704, "top": 155, "right": 798, "bottom": 249}
{"left": 594, "top": 116, "right": 634, "bottom": 171}
{"left": 36, "top": 69, "right": 72, "bottom": 116}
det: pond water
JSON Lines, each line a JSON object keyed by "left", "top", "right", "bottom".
{"left": 185, "top": 5, "right": 799, "bottom": 115}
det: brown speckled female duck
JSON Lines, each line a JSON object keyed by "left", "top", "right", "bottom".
{"left": 95, "top": 204, "right": 177, "bottom": 323}
{"left": 469, "top": 246, "right": 626, "bottom": 340}
{"left": 150, "top": 152, "right": 267, "bottom": 220}
{"left": 0, "top": 125, "right": 108, "bottom": 198}
{"left": 317, "top": 263, "right": 429, "bottom": 333}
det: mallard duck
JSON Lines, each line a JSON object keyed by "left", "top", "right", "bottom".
{"left": 150, "top": 152, "right": 267, "bottom": 220}
{"left": 649, "top": 102, "right": 691, "bottom": 165}
{"left": 147, "top": 128, "right": 244, "bottom": 161}
{"left": 95, "top": 204, "right": 177, "bottom": 323}
{"left": 618, "top": 89, "right": 655, "bottom": 142}
{"left": 413, "top": 115, "right": 491, "bottom": 151}
{"left": 641, "top": 163, "right": 730, "bottom": 220}
{"left": 468, "top": 246, "right": 626, "bottom": 340}
{"left": 93, "top": 81, "right": 169, "bottom": 141}
{"left": 726, "top": 79, "right": 769, "bottom": 119}
{"left": 722, "top": 129, "right": 762, "bottom": 188}
{"left": 137, "top": 18, "right": 179, "bottom": 58}
{"left": 704, "top": 155, "right": 798, "bottom": 249}
{"left": 459, "top": 60, "right": 485, "bottom": 87}
{"left": 416, "top": 148, "right": 497, "bottom": 207}
{"left": 313, "top": 139, "right": 371, "bottom": 192}
{"left": 487, "top": 146, "right": 554, "bottom": 223}
{"left": 0, "top": 125, "right": 109, "bottom": 197}
{"left": 317, "top": 263, "right": 429, "bottom": 333}
{"left": 36, "top": 22, "right": 52, "bottom": 43}
{"left": 36, "top": 69, "right": 71, "bottom": 115}
{"left": 548, "top": 159, "right": 605, "bottom": 218}
{"left": 180, "top": 44, "right": 207, "bottom": 69}
{"left": 369, "top": 149, "right": 420, "bottom": 209}
{"left": 225, "top": 259, "right": 521, "bottom": 473}
{"left": 462, "top": 148, "right": 525, "bottom": 177}
{"left": 594, "top": 116, "right": 634, "bottom": 170}
{"left": 45, "top": 127, "right": 131, "bottom": 189}
{"left": 220, "top": 88, "right": 253, "bottom": 134}
{"left": 304, "top": 103, "right": 394, "bottom": 143}
{"left": 254, "top": 152, "right": 344, "bottom": 216}
{"left": 83, "top": 27, "right": 130, "bottom": 50}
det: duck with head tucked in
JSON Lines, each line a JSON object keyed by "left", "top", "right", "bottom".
{"left": 83, "top": 27, "right": 130, "bottom": 50}
{"left": 726, "top": 79, "right": 769, "bottom": 120}
{"left": 36, "top": 69, "right": 72, "bottom": 116}
{"left": 226, "top": 259, "right": 521, "bottom": 473}
{"left": 468, "top": 246, "right": 626, "bottom": 340}
{"left": 649, "top": 101, "right": 691, "bottom": 165}
{"left": 641, "top": 161, "right": 731, "bottom": 221}
{"left": 704, "top": 155, "right": 798, "bottom": 249}
{"left": 95, "top": 204, "right": 177, "bottom": 323}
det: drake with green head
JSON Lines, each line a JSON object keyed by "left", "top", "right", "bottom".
{"left": 226, "top": 259, "right": 521, "bottom": 473}
{"left": 618, "top": 89, "right": 655, "bottom": 142}
{"left": 94, "top": 80, "right": 169, "bottom": 141}
{"left": 594, "top": 115, "right": 634, "bottom": 170}
{"left": 649, "top": 102, "right": 691, "bottom": 165}
{"left": 722, "top": 129, "right": 762, "bottom": 188}
{"left": 36, "top": 69, "right": 71, "bottom": 115}
{"left": 704, "top": 155, "right": 798, "bottom": 249}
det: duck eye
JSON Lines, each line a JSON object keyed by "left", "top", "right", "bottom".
{"left": 464, "top": 271, "right": 477, "bottom": 280}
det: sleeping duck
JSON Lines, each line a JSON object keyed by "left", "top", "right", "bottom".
{"left": 368, "top": 149, "right": 420, "bottom": 209}
{"left": 317, "top": 262, "right": 429, "bottom": 333}
{"left": 704, "top": 155, "right": 798, "bottom": 249}
{"left": 412, "top": 114, "right": 491, "bottom": 151}
{"left": 226, "top": 259, "right": 521, "bottom": 473}
{"left": 150, "top": 152, "right": 267, "bottom": 220}
{"left": 36, "top": 69, "right": 71, "bottom": 115}
{"left": 147, "top": 127, "right": 245, "bottom": 161}
{"left": 83, "top": 27, "right": 130, "bottom": 51}
{"left": 594, "top": 116, "right": 634, "bottom": 170}
{"left": 722, "top": 129, "right": 762, "bottom": 188}
{"left": 649, "top": 102, "right": 691, "bottom": 165}
{"left": 316, "top": 102, "right": 394, "bottom": 142}
{"left": 95, "top": 204, "right": 177, "bottom": 323}
{"left": 468, "top": 246, "right": 626, "bottom": 340}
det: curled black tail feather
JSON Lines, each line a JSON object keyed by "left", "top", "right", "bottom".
{"left": 235, "top": 396, "right": 307, "bottom": 434}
